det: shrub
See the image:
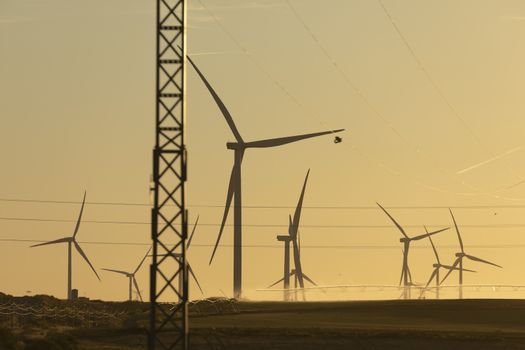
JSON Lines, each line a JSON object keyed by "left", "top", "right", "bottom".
{"left": 0, "top": 327, "right": 16, "bottom": 349}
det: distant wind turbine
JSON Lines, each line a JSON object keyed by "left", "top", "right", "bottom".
{"left": 421, "top": 229, "right": 475, "bottom": 299}
{"left": 440, "top": 209, "right": 502, "bottom": 298}
{"left": 377, "top": 203, "right": 449, "bottom": 299}
{"left": 149, "top": 216, "right": 204, "bottom": 297}
{"left": 267, "top": 170, "right": 317, "bottom": 300}
{"left": 102, "top": 248, "right": 151, "bottom": 302}
{"left": 31, "top": 191, "right": 100, "bottom": 300}
{"left": 187, "top": 55, "right": 344, "bottom": 299}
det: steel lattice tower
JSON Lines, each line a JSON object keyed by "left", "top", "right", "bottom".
{"left": 149, "top": 0, "right": 188, "bottom": 349}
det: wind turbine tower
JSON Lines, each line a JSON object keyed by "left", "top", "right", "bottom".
{"left": 187, "top": 56, "right": 344, "bottom": 299}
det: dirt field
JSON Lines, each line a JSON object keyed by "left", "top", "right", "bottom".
{"left": 69, "top": 299, "right": 525, "bottom": 350}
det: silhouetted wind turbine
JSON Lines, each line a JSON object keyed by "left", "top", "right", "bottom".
{"left": 377, "top": 203, "right": 449, "bottom": 299}
{"left": 149, "top": 216, "right": 204, "bottom": 296}
{"left": 31, "top": 191, "right": 100, "bottom": 300}
{"left": 187, "top": 56, "right": 344, "bottom": 299}
{"left": 102, "top": 248, "right": 151, "bottom": 302}
{"left": 440, "top": 209, "right": 502, "bottom": 298}
{"left": 421, "top": 228, "right": 475, "bottom": 299}
{"left": 268, "top": 171, "right": 316, "bottom": 300}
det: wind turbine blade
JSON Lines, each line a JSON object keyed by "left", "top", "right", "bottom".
{"left": 244, "top": 129, "right": 344, "bottom": 148}
{"left": 188, "top": 264, "right": 204, "bottom": 295}
{"left": 424, "top": 268, "right": 438, "bottom": 289}
{"left": 267, "top": 277, "right": 285, "bottom": 288}
{"left": 298, "top": 230, "right": 301, "bottom": 255}
{"left": 407, "top": 265, "right": 413, "bottom": 284}
{"left": 441, "top": 264, "right": 475, "bottom": 273}
{"left": 449, "top": 209, "right": 464, "bottom": 253}
{"left": 290, "top": 170, "right": 309, "bottom": 240}
{"left": 134, "top": 247, "right": 152, "bottom": 274}
{"left": 133, "top": 277, "right": 143, "bottom": 302}
{"left": 288, "top": 215, "right": 293, "bottom": 237}
{"left": 102, "top": 268, "right": 129, "bottom": 276}
{"left": 73, "top": 191, "right": 87, "bottom": 238}
{"left": 411, "top": 227, "right": 449, "bottom": 241}
{"left": 302, "top": 273, "right": 317, "bottom": 286}
{"left": 465, "top": 254, "right": 502, "bottom": 268}
{"left": 440, "top": 258, "right": 460, "bottom": 285}
{"left": 426, "top": 228, "right": 440, "bottom": 264}
{"left": 186, "top": 55, "right": 243, "bottom": 143}
{"left": 376, "top": 203, "right": 408, "bottom": 238}
{"left": 398, "top": 264, "right": 404, "bottom": 286}
{"left": 73, "top": 241, "right": 101, "bottom": 281}
{"left": 187, "top": 216, "right": 200, "bottom": 249}
{"left": 30, "top": 237, "right": 70, "bottom": 248}
{"left": 209, "top": 165, "right": 236, "bottom": 265}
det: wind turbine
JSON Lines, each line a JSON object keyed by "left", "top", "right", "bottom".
{"left": 421, "top": 228, "right": 475, "bottom": 299}
{"left": 187, "top": 56, "right": 344, "bottom": 299}
{"left": 150, "top": 216, "right": 204, "bottom": 297}
{"left": 102, "top": 248, "right": 151, "bottom": 302}
{"left": 377, "top": 203, "right": 449, "bottom": 299}
{"left": 267, "top": 171, "right": 316, "bottom": 300}
{"left": 31, "top": 191, "right": 100, "bottom": 300}
{"left": 441, "top": 209, "right": 502, "bottom": 298}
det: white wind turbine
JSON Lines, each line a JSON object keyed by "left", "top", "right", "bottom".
{"left": 31, "top": 191, "right": 100, "bottom": 300}
{"left": 187, "top": 55, "right": 344, "bottom": 299}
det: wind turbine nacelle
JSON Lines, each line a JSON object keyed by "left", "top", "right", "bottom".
{"left": 226, "top": 142, "right": 242, "bottom": 150}
{"left": 399, "top": 237, "right": 409, "bottom": 243}
{"left": 433, "top": 263, "right": 440, "bottom": 268}
{"left": 277, "top": 235, "right": 291, "bottom": 242}
{"left": 455, "top": 252, "right": 463, "bottom": 258}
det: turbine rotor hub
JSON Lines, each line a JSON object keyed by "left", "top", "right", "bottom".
{"left": 226, "top": 142, "right": 243, "bottom": 150}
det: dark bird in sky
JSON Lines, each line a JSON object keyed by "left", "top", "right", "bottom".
{"left": 334, "top": 136, "right": 342, "bottom": 144}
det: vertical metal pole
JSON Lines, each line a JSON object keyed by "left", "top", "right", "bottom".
{"left": 233, "top": 152, "right": 242, "bottom": 299}
{"left": 459, "top": 259, "right": 463, "bottom": 300}
{"left": 284, "top": 241, "right": 290, "bottom": 292}
{"left": 68, "top": 241, "right": 72, "bottom": 300}
{"left": 436, "top": 269, "right": 440, "bottom": 300}
{"left": 149, "top": 0, "right": 188, "bottom": 348}
{"left": 129, "top": 277, "right": 133, "bottom": 301}
{"left": 403, "top": 242, "right": 408, "bottom": 300}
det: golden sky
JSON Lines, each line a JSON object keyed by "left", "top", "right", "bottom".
{"left": 2, "top": 0, "right": 525, "bottom": 301}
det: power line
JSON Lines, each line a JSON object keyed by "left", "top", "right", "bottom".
{"left": 1, "top": 237, "right": 523, "bottom": 249}
{"left": 195, "top": 0, "right": 326, "bottom": 127}
{"left": 2, "top": 215, "right": 525, "bottom": 229}
{"left": 377, "top": 0, "right": 479, "bottom": 142}
{"left": 282, "top": 0, "right": 499, "bottom": 200}
{"left": 5, "top": 197, "right": 525, "bottom": 210}
{"left": 285, "top": 0, "right": 525, "bottom": 203}
{"left": 284, "top": 0, "right": 407, "bottom": 142}
{"left": 376, "top": 0, "right": 525, "bottom": 194}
